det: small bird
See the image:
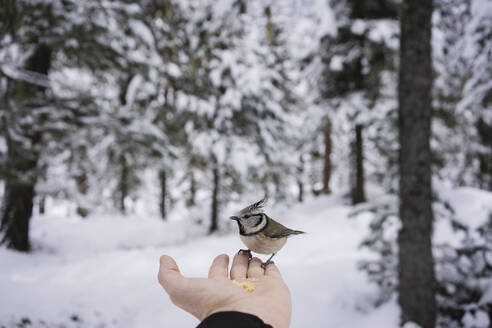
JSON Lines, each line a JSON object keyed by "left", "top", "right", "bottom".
{"left": 230, "top": 198, "right": 305, "bottom": 268}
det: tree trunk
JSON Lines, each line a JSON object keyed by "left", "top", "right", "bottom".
{"left": 298, "top": 155, "right": 304, "bottom": 202}
{"left": 237, "top": 0, "right": 247, "bottom": 14}
{"left": 1, "top": 185, "right": 35, "bottom": 251}
{"left": 188, "top": 172, "right": 196, "bottom": 207}
{"left": 476, "top": 116, "right": 492, "bottom": 191}
{"left": 120, "top": 154, "right": 128, "bottom": 214}
{"left": 322, "top": 119, "right": 332, "bottom": 194}
{"left": 487, "top": 304, "right": 492, "bottom": 328}
{"left": 159, "top": 170, "right": 167, "bottom": 220}
{"left": 38, "top": 163, "right": 48, "bottom": 215}
{"left": 397, "top": 1, "right": 436, "bottom": 327}
{"left": 0, "top": 44, "right": 51, "bottom": 252}
{"left": 39, "top": 196, "right": 46, "bottom": 215}
{"left": 209, "top": 165, "right": 220, "bottom": 234}
{"left": 75, "top": 171, "right": 89, "bottom": 218}
{"left": 351, "top": 124, "right": 366, "bottom": 204}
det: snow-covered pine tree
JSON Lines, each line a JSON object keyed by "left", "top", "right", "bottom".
{"left": 169, "top": 0, "right": 305, "bottom": 232}
{"left": 317, "top": 0, "right": 399, "bottom": 200}
{"left": 357, "top": 3, "right": 492, "bottom": 325}
{"left": 0, "top": 0, "right": 153, "bottom": 248}
{"left": 434, "top": 0, "right": 492, "bottom": 191}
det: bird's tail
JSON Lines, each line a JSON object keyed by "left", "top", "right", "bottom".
{"left": 290, "top": 230, "right": 305, "bottom": 235}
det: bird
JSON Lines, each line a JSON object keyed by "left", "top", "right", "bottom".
{"left": 230, "top": 198, "right": 305, "bottom": 268}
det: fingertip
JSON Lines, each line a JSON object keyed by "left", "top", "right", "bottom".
{"left": 208, "top": 254, "right": 230, "bottom": 280}
{"left": 158, "top": 254, "right": 184, "bottom": 292}
{"left": 159, "top": 254, "right": 180, "bottom": 273}
{"left": 231, "top": 251, "right": 249, "bottom": 280}
{"left": 159, "top": 254, "right": 172, "bottom": 266}
{"left": 247, "top": 257, "right": 264, "bottom": 279}
{"left": 234, "top": 250, "right": 250, "bottom": 261}
{"left": 250, "top": 257, "right": 262, "bottom": 264}
{"left": 216, "top": 253, "right": 230, "bottom": 263}
{"left": 211, "top": 253, "right": 230, "bottom": 269}
{"left": 249, "top": 257, "right": 262, "bottom": 270}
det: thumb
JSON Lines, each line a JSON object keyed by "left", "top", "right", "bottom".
{"left": 158, "top": 254, "right": 186, "bottom": 297}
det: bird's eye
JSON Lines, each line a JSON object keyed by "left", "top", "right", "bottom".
{"left": 243, "top": 214, "right": 251, "bottom": 218}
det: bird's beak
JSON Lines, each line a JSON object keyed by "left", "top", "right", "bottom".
{"left": 229, "top": 216, "right": 239, "bottom": 221}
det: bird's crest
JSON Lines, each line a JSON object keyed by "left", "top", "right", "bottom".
{"left": 238, "top": 197, "right": 267, "bottom": 216}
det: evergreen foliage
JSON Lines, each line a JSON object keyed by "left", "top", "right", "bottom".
{"left": 0, "top": 1, "right": 491, "bottom": 325}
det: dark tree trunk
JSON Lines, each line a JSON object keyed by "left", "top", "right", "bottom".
{"left": 75, "top": 171, "right": 89, "bottom": 218}
{"left": 159, "top": 170, "right": 167, "bottom": 220}
{"left": 209, "top": 165, "right": 220, "bottom": 234}
{"left": 351, "top": 124, "right": 366, "bottom": 204}
{"left": 487, "top": 304, "right": 492, "bottom": 328}
{"left": 322, "top": 119, "right": 332, "bottom": 194}
{"left": 38, "top": 164, "right": 47, "bottom": 215}
{"left": 1, "top": 185, "right": 35, "bottom": 251}
{"left": 397, "top": 1, "right": 437, "bottom": 327}
{"left": 0, "top": 44, "right": 51, "bottom": 252}
{"left": 298, "top": 155, "right": 304, "bottom": 202}
{"left": 38, "top": 196, "right": 46, "bottom": 215}
{"left": 188, "top": 172, "right": 196, "bottom": 207}
{"left": 120, "top": 154, "right": 128, "bottom": 214}
{"left": 476, "top": 116, "right": 492, "bottom": 191}
{"left": 237, "top": 0, "right": 247, "bottom": 14}
{"left": 117, "top": 76, "right": 132, "bottom": 215}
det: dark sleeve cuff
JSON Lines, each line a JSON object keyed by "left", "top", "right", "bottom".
{"left": 197, "top": 311, "right": 273, "bottom": 328}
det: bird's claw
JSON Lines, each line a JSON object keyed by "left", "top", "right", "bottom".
{"left": 261, "top": 260, "right": 274, "bottom": 269}
{"left": 238, "top": 249, "right": 253, "bottom": 259}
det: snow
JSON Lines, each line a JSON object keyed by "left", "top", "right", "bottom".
{"left": 462, "top": 310, "right": 490, "bottom": 328}
{"left": 0, "top": 195, "right": 400, "bottom": 328}
{"left": 0, "top": 62, "right": 51, "bottom": 88}
{"left": 1, "top": 187, "right": 491, "bottom": 327}
{"left": 443, "top": 187, "right": 492, "bottom": 229}
{"left": 402, "top": 323, "right": 422, "bottom": 328}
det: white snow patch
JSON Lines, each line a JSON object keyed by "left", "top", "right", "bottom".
{"left": 0, "top": 195, "right": 399, "bottom": 327}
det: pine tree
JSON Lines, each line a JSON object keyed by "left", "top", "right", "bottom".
{"left": 438, "top": 0, "right": 492, "bottom": 190}
{"left": 0, "top": 43, "right": 52, "bottom": 251}
{"left": 317, "top": 0, "right": 399, "bottom": 198}
{"left": 0, "top": 0, "right": 151, "bottom": 248}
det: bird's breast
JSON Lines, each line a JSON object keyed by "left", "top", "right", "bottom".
{"left": 240, "top": 233, "right": 287, "bottom": 254}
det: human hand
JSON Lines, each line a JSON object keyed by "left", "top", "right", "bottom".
{"left": 157, "top": 252, "right": 291, "bottom": 328}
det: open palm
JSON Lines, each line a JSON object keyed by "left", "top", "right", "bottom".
{"left": 158, "top": 252, "right": 291, "bottom": 328}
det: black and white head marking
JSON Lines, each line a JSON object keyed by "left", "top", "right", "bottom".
{"left": 232, "top": 198, "right": 268, "bottom": 236}
{"left": 237, "top": 213, "right": 268, "bottom": 236}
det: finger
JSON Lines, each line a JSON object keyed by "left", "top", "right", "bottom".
{"left": 230, "top": 252, "right": 249, "bottom": 280}
{"left": 208, "top": 254, "right": 229, "bottom": 281}
{"left": 264, "top": 262, "right": 282, "bottom": 278}
{"left": 158, "top": 255, "right": 186, "bottom": 296}
{"left": 247, "top": 257, "right": 264, "bottom": 279}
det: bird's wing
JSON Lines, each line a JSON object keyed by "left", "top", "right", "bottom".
{"left": 263, "top": 217, "right": 305, "bottom": 238}
{"left": 238, "top": 197, "right": 267, "bottom": 215}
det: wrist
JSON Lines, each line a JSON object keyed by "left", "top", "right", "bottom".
{"left": 198, "top": 311, "right": 273, "bottom": 328}
{"left": 206, "top": 304, "right": 289, "bottom": 328}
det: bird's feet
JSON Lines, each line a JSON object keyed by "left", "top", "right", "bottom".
{"left": 261, "top": 260, "right": 274, "bottom": 269}
{"left": 261, "top": 253, "right": 276, "bottom": 268}
{"left": 238, "top": 249, "right": 253, "bottom": 260}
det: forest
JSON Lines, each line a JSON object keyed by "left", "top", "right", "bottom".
{"left": 0, "top": 0, "right": 491, "bottom": 327}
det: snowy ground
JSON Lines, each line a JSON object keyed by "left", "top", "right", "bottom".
{"left": 2, "top": 188, "right": 489, "bottom": 327}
